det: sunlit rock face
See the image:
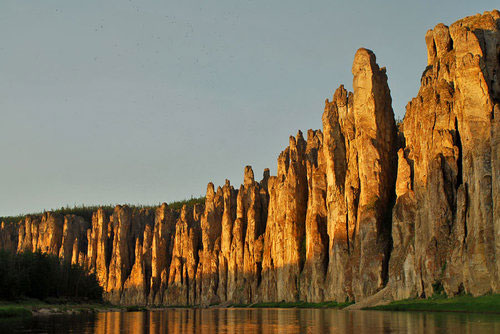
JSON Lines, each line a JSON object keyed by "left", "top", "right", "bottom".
{"left": 389, "top": 10, "right": 500, "bottom": 299}
{"left": 165, "top": 205, "right": 202, "bottom": 305}
{"left": 16, "top": 216, "right": 38, "bottom": 253}
{"left": 15, "top": 213, "right": 75, "bottom": 257}
{"left": 87, "top": 208, "right": 112, "bottom": 290}
{"left": 350, "top": 49, "right": 398, "bottom": 301}
{"left": 216, "top": 180, "right": 237, "bottom": 302}
{"left": 321, "top": 49, "right": 398, "bottom": 303}
{"left": 106, "top": 207, "right": 155, "bottom": 304}
{"left": 261, "top": 132, "right": 308, "bottom": 302}
{"left": 0, "top": 10, "right": 499, "bottom": 306}
{"left": 196, "top": 183, "right": 223, "bottom": 306}
{"left": 36, "top": 213, "right": 65, "bottom": 256}
{"left": 196, "top": 166, "right": 269, "bottom": 305}
{"left": 121, "top": 226, "right": 152, "bottom": 306}
{"left": 59, "top": 214, "right": 89, "bottom": 266}
{"left": 240, "top": 167, "right": 268, "bottom": 304}
{"left": 300, "top": 129, "right": 328, "bottom": 302}
{"left": 148, "top": 203, "right": 176, "bottom": 305}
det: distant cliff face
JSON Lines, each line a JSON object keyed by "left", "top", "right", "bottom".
{"left": 1, "top": 10, "right": 499, "bottom": 306}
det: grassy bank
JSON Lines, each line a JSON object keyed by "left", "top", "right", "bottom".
{"left": 230, "top": 301, "right": 353, "bottom": 309}
{"left": 0, "top": 299, "right": 119, "bottom": 319}
{"left": 365, "top": 294, "right": 500, "bottom": 313}
{"left": 0, "top": 306, "right": 32, "bottom": 318}
{"left": 4, "top": 295, "right": 498, "bottom": 318}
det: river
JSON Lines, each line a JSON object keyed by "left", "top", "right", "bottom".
{"left": 1, "top": 308, "right": 499, "bottom": 333}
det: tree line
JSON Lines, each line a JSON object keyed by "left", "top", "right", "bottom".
{"left": 0, "top": 250, "right": 103, "bottom": 301}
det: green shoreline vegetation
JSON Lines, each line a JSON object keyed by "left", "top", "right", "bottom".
{"left": 365, "top": 294, "right": 500, "bottom": 314}
{"left": 0, "top": 250, "right": 103, "bottom": 319}
{"left": 0, "top": 251, "right": 103, "bottom": 302}
{"left": 0, "top": 300, "right": 354, "bottom": 319}
{"left": 2, "top": 295, "right": 500, "bottom": 319}
{"left": 0, "top": 300, "right": 114, "bottom": 319}
{"left": 0, "top": 306, "right": 32, "bottom": 319}
{"left": 228, "top": 301, "right": 353, "bottom": 309}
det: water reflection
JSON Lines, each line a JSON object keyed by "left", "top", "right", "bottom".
{"left": 2, "top": 308, "right": 500, "bottom": 333}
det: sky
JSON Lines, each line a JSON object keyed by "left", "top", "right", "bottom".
{"left": 0, "top": 1, "right": 497, "bottom": 216}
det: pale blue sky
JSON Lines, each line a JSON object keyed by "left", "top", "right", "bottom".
{"left": 0, "top": 1, "right": 497, "bottom": 216}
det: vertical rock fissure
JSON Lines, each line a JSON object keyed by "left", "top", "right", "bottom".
{"left": 455, "top": 117, "right": 464, "bottom": 189}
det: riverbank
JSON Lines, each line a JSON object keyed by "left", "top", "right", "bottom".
{"left": 2, "top": 294, "right": 499, "bottom": 319}
{"left": 0, "top": 299, "right": 356, "bottom": 318}
{"left": 365, "top": 294, "right": 500, "bottom": 314}
{"left": 226, "top": 301, "right": 353, "bottom": 309}
{"left": 0, "top": 299, "right": 119, "bottom": 318}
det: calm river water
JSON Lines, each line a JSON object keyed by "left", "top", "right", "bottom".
{"left": 1, "top": 308, "right": 499, "bottom": 333}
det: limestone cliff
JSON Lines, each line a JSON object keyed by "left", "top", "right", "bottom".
{"left": 166, "top": 204, "right": 202, "bottom": 305}
{"left": 0, "top": 10, "right": 498, "bottom": 306}
{"left": 261, "top": 132, "right": 308, "bottom": 302}
{"left": 389, "top": 10, "right": 500, "bottom": 299}
{"left": 321, "top": 49, "right": 398, "bottom": 303}
{"left": 148, "top": 203, "right": 176, "bottom": 304}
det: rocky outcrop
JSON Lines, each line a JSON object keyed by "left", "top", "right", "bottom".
{"left": 216, "top": 180, "right": 237, "bottom": 302}
{"left": 389, "top": 10, "right": 500, "bottom": 299}
{"left": 15, "top": 213, "right": 67, "bottom": 256}
{"left": 349, "top": 48, "right": 397, "bottom": 300}
{"left": 196, "top": 183, "right": 223, "bottom": 305}
{"left": 195, "top": 166, "right": 269, "bottom": 305}
{"left": 59, "top": 215, "right": 89, "bottom": 266}
{"left": 320, "top": 48, "right": 398, "bottom": 303}
{"left": 0, "top": 221, "right": 18, "bottom": 252}
{"left": 121, "top": 223, "right": 153, "bottom": 305}
{"left": 17, "top": 216, "right": 40, "bottom": 252}
{"left": 300, "top": 129, "right": 328, "bottom": 302}
{"left": 0, "top": 10, "right": 498, "bottom": 306}
{"left": 261, "top": 132, "right": 308, "bottom": 302}
{"left": 166, "top": 205, "right": 202, "bottom": 305}
{"left": 106, "top": 206, "right": 134, "bottom": 303}
{"left": 240, "top": 166, "right": 267, "bottom": 303}
{"left": 36, "top": 213, "right": 65, "bottom": 255}
{"left": 148, "top": 203, "right": 176, "bottom": 305}
{"left": 87, "top": 208, "right": 112, "bottom": 289}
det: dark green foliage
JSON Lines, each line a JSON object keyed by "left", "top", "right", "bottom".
{"left": 125, "top": 305, "right": 147, "bottom": 312}
{"left": 0, "top": 216, "right": 25, "bottom": 225}
{"left": 0, "top": 196, "right": 205, "bottom": 224}
{"left": 432, "top": 281, "right": 446, "bottom": 297}
{"left": 0, "top": 250, "right": 102, "bottom": 302}
{"left": 230, "top": 301, "right": 354, "bottom": 309}
{"left": 366, "top": 294, "right": 500, "bottom": 313}
{"left": 167, "top": 197, "right": 205, "bottom": 211}
{"left": 0, "top": 307, "right": 31, "bottom": 318}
